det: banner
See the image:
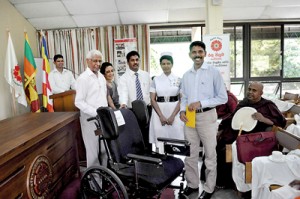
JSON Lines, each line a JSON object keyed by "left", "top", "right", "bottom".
{"left": 114, "top": 38, "right": 137, "bottom": 76}
{"left": 203, "top": 34, "right": 231, "bottom": 88}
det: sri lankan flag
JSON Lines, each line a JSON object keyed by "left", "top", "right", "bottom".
{"left": 24, "top": 33, "right": 40, "bottom": 112}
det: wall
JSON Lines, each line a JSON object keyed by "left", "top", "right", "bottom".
{"left": 0, "top": 0, "right": 37, "bottom": 120}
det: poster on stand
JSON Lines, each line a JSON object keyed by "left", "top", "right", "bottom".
{"left": 114, "top": 38, "right": 137, "bottom": 76}
{"left": 203, "top": 34, "right": 231, "bottom": 88}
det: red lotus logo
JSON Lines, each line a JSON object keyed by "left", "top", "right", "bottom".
{"left": 211, "top": 40, "right": 222, "bottom": 51}
{"left": 13, "top": 65, "right": 23, "bottom": 85}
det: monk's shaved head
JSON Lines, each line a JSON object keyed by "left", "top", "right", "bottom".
{"left": 249, "top": 81, "right": 263, "bottom": 92}
{"left": 247, "top": 81, "right": 264, "bottom": 103}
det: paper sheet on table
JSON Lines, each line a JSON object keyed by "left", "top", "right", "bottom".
{"left": 185, "top": 106, "right": 195, "bottom": 128}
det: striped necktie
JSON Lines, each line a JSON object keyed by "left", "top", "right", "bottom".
{"left": 135, "top": 72, "right": 143, "bottom": 100}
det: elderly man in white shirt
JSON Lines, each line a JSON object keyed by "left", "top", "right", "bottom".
{"left": 49, "top": 54, "right": 76, "bottom": 94}
{"left": 75, "top": 49, "right": 108, "bottom": 168}
{"left": 117, "top": 50, "right": 151, "bottom": 108}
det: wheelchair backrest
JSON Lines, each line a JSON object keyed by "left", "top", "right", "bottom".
{"left": 97, "top": 107, "right": 119, "bottom": 139}
{"left": 131, "top": 100, "right": 150, "bottom": 128}
{"left": 97, "top": 107, "right": 146, "bottom": 163}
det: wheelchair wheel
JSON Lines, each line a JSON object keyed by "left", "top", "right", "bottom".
{"left": 81, "top": 166, "right": 128, "bottom": 199}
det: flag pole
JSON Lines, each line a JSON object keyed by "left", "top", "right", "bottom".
{"left": 6, "top": 30, "right": 17, "bottom": 116}
{"left": 11, "top": 88, "right": 17, "bottom": 116}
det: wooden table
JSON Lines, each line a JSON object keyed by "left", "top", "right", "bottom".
{"left": 0, "top": 112, "right": 80, "bottom": 198}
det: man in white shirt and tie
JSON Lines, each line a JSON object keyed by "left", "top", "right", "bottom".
{"left": 118, "top": 50, "right": 151, "bottom": 151}
{"left": 49, "top": 54, "right": 76, "bottom": 94}
{"left": 118, "top": 50, "right": 151, "bottom": 108}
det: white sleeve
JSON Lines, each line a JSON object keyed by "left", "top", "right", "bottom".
{"left": 74, "top": 77, "right": 96, "bottom": 116}
{"left": 117, "top": 75, "right": 128, "bottom": 106}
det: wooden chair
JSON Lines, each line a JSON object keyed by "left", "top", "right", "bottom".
{"left": 284, "top": 104, "right": 300, "bottom": 127}
{"left": 283, "top": 92, "right": 299, "bottom": 103}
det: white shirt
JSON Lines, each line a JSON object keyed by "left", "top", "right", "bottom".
{"left": 180, "top": 62, "right": 228, "bottom": 111}
{"left": 75, "top": 67, "right": 108, "bottom": 117}
{"left": 49, "top": 68, "right": 76, "bottom": 94}
{"left": 118, "top": 69, "right": 150, "bottom": 108}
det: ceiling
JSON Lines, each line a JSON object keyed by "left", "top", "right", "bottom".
{"left": 9, "top": 0, "right": 300, "bottom": 30}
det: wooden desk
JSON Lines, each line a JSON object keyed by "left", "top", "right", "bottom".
{"left": 0, "top": 112, "right": 80, "bottom": 198}
{"left": 50, "top": 90, "right": 86, "bottom": 164}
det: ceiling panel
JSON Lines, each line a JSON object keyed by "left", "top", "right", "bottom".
{"left": 28, "top": 16, "right": 76, "bottom": 29}
{"left": 14, "top": 1, "right": 68, "bottom": 18}
{"left": 116, "top": 0, "right": 169, "bottom": 12}
{"left": 167, "top": 0, "right": 205, "bottom": 9}
{"left": 9, "top": 0, "right": 60, "bottom": 3}
{"left": 120, "top": 10, "right": 168, "bottom": 25}
{"left": 169, "top": 8, "right": 205, "bottom": 22}
{"left": 73, "top": 13, "right": 121, "bottom": 27}
{"left": 7, "top": 0, "right": 300, "bottom": 30}
{"left": 222, "top": 0, "right": 273, "bottom": 7}
{"left": 62, "top": 0, "right": 118, "bottom": 15}
{"left": 271, "top": 0, "right": 300, "bottom": 7}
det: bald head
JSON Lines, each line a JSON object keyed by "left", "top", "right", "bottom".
{"left": 247, "top": 81, "right": 264, "bottom": 103}
{"left": 250, "top": 81, "right": 263, "bottom": 91}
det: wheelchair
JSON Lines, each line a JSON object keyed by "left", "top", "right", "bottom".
{"left": 80, "top": 102, "right": 190, "bottom": 199}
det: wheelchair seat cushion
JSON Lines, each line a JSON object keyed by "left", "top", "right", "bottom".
{"left": 114, "top": 155, "right": 184, "bottom": 190}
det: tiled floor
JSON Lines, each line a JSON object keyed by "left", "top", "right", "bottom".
{"left": 178, "top": 187, "right": 240, "bottom": 199}
{"left": 171, "top": 155, "right": 241, "bottom": 199}
{"left": 80, "top": 155, "right": 242, "bottom": 199}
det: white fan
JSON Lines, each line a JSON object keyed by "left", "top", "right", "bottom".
{"left": 231, "top": 107, "right": 258, "bottom": 135}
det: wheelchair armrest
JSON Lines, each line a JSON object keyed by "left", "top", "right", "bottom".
{"left": 157, "top": 137, "right": 190, "bottom": 145}
{"left": 127, "top": 154, "right": 162, "bottom": 165}
{"left": 157, "top": 137, "right": 190, "bottom": 156}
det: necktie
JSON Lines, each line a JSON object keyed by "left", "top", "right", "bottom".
{"left": 135, "top": 73, "right": 143, "bottom": 100}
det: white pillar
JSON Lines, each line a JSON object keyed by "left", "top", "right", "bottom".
{"left": 205, "top": 0, "right": 223, "bottom": 35}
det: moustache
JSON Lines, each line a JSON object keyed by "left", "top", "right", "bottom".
{"left": 194, "top": 56, "right": 202, "bottom": 59}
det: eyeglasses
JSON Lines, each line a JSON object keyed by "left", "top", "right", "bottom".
{"left": 90, "top": 59, "right": 102, "bottom": 63}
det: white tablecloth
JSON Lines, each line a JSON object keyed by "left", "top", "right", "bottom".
{"left": 269, "top": 184, "right": 300, "bottom": 199}
{"left": 252, "top": 151, "right": 300, "bottom": 199}
{"left": 231, "top": 141, "right": 252, "bottom": 192}
{"left": 271, "top": 98, "right": 294, "bottom": 112}
{"left": 286, "top": 123, "right": 300, "bottom": 137}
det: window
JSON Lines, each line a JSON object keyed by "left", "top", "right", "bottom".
{"left": 150, "top": 42, "right": 192, "bottom": 78}
{"left": 224, "top": 26, "right": 243, "bottom": 78}
{"left": 250, "top": 25, "right": 281, "bottom": 77}
{"left": 150, "top": 26, "right": 197, "bottom": 78}
{"left": 149, "top": 23, "right": 300, "bottom": 99}
{"left": 284, "top": 25, "right": 300, "bottom": 78}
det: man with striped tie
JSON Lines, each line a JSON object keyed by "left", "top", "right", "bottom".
{"left": 118, "top": 50, "right": 151, "bottom": 151}
{"left": 118, "top": 50, "right": 151, "bottom": 109}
